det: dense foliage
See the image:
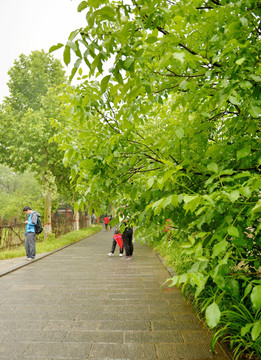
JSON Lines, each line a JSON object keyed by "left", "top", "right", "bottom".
{"left": 0, "top": 51, "right": 72, "bottom": 234}
{"left": 55, "top": 0, "right": 261, "bottom": 358}
{"left": 0, "top": 165, "right": 43, "bottom": 221}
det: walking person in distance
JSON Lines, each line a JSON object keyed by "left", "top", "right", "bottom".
{"left": 103, "top": 215, "right": 110, "bottom": 231}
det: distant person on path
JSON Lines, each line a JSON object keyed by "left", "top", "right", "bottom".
{"left": 122, "top": 219, "right": 134, "bottom": 260}
{"left": 104, "top": 215, "right": 110, "bottom": 230}
{"left": 109, "top": 215, "right": 113, "bottom": 230}
{"left": 91, "top": 212, "right": 96, "bottom": 225}
{"left": 23, "top": 206, "right": 41, "bottom": 260}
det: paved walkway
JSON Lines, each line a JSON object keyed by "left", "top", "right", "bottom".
{"left": 0, "top": 231, "right": 231, "bottom": 360}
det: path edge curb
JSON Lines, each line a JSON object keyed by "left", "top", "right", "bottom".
{"left": 0, "top": 230, "right": 101, "bottom": 278}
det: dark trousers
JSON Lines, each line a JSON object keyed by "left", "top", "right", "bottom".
{"left": 122, "top": 231, "right": 133, "bottom": 256}
{"left": 25, "top": 232, "right": 36, "bottom": 258}
{"left": 111, "top": 239, "right": 123, "bottom": 254}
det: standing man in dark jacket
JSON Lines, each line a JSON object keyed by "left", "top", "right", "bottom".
{"left": 122, "top": 219, "right": 133, "bottom": 259}
{"left": 23, "top": 206, "right": 40, "bottom": 260}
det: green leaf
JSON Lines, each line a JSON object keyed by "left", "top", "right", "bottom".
{"left": 249, "top": 104, "right": 260, "bottom": 117}
{"left": 212, "top": 240, "right": 227, "bottom": 258}
{"left": 250, "top": 285, "right": 261, "bottom": 310}
{"left": 179, "top": 80, "right": 188, "bottom": 90}
{"left": 226, "top": 279, "right": 240, "bottom": 299}
{"left": 240, "top": 186, "right": 251, "bottom": 198}
{"left": 235, "top": 57, "right": 245, "bottom": 65}
{"left": 77, "top": 1, "right": 88, "bottom": 12}
{"left": 251, "top": 200, "right": 261, "bottom": 219}
{"left": 205, "top": 302, "right": 221, "bottom": 328}
{"left": 183, "top": 196, "right": 201, "bottom": 214}
{"left": 183, "top": 195, "right": 196, "bottom": 204}
{"left": 237, "top": 146, "right": 251, "bottom": 161}
{"left": 66, "top": 40, "right": 78, "bottom": 54}
{"left": 175, "top": 127, "right": 184, "bottom": 139}
{"left": 152, "top": 198, "right": 164, "bottom": 215}
{"left": 124, "top": 57, "right": 134, "bottom": 70}
{"left": 169, "top": 275, "right": 179, "bottom": 287}
{"left": 113, "top": 70, "right": 123, "bottom": 84}
{"left": 177, "top": 273, "right": 188, "bottom": 287}
{"left": 243, "top": 283, "right": 253, "bottom": 300}
{"left": 240, "top": 17, "right": 248, "bottom": 26}
{"left": 241, "top": 323, "right": 253, "bottom": 337}
{"left": 180, "top": 243, "right": 193, "bottom": 249}
{"left": 98, "top": 6, "right": 115, "bottom": 21}
{"left": 101, "top": 75, "right": 111, "bottom": 93}
{"left": 251, "top": 321, "right": 261, "bottom": 341}
{"left": 227, "top": 225, "right": 239, "bottom": 237}
{"left": 161, "top": 195, "right": 174, "bottom": 208}
{"left": 229, "top": 94, "right": 240, "bottom": 105}
{"left": 227, "top": 190, "right": 240, "bottom": 203}
{"left": 69, "top": 66, "right": 78, "bottom": 82}
{"left": 145, "top": 36, "right": 158, "bottom": 44}
{"left": 173, "top": 52, "right": 185, "bottom": 63}
{"left": 207, "top": 162, "right": 218, "bottom": 174}
{"left": 147, "top": 178, "right": 154, "bottom": 189}
{"left": 68, "top": 29, "right": 80, "bottom": 41}
{"left": 250, "top": 74, "right": 261, "bottom": 82}
{"left": 197, "top": 256, "right": 209, "bottom": 262}
{"left": 49, "top": 43, "right": 64, "bottom": 53}
{"left": 63, "top": 45, "right": 71, "bottom": 66}
{"left": 171, "top": 195, "right": 179, "bottom": 207}
{"left": 194, "top": 274, "right": 209, "bottom": 298}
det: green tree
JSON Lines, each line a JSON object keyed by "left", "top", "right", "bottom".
{"left": 6, "top": 50, "right": 65, "bottom": 114}
{"left": 53, "top": 1, "right": 260, "bottom": 357}
{"left": 0, "top": 165, "right": 43, "bottom": 221}
{"left": 0, "top": 50, "right": 69, "bottom": 237}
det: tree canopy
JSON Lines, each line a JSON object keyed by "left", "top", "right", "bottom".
{"left": 51, "top": 0, "right": 260, "bottom": 357}
{"left": 0, "top": 50, "right": 70, "bottom": 235}
{"left": 6, "top": 50, "right": 66, "bottom": 113}
{"left": 0, "top": 165, "right": 42, "bottom": 221}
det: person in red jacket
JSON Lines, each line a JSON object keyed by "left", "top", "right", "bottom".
{"left": 104, "top": 215, "right": 110, "bottom": 230}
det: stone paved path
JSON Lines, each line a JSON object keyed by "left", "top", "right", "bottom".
{"left": 0, "top": 231, "right": 230, "bottom": 359}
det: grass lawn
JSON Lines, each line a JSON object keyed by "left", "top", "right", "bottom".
{"left": 0, "top": 226, "right": 102, "bottom": 260}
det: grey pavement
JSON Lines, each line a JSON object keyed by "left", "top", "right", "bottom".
{"left": 0, "top": 230, "right": 231, "bottom": 360}
{"left": 0, "top": 253, "right": 50, "bottom": 277}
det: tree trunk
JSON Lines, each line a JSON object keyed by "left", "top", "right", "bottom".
{"left": 74, "top": 211, "right": 79, "bottom": 231}
{"left": 44, "top": 190, "right": 52, "bottom": 238}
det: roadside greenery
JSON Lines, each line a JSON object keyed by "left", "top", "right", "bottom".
{"left": 0, "top": 50, "right": 70, "bottom": 236}
{"left": 0, "top": 165, "right": 43, "bottom": 221}
{"left": 50, "top": 0, "right": 260, "bottom": 358}
{"left": 0, "top": 225, "right": 101, "bottom": 260}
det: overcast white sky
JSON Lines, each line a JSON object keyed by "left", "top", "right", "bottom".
{"left": 0, "top": 0, "right": 86, "bottom": 102}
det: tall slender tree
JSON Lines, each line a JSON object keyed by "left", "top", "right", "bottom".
{"left": 0, "top": 50, "right": 68, "bottom": 237}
